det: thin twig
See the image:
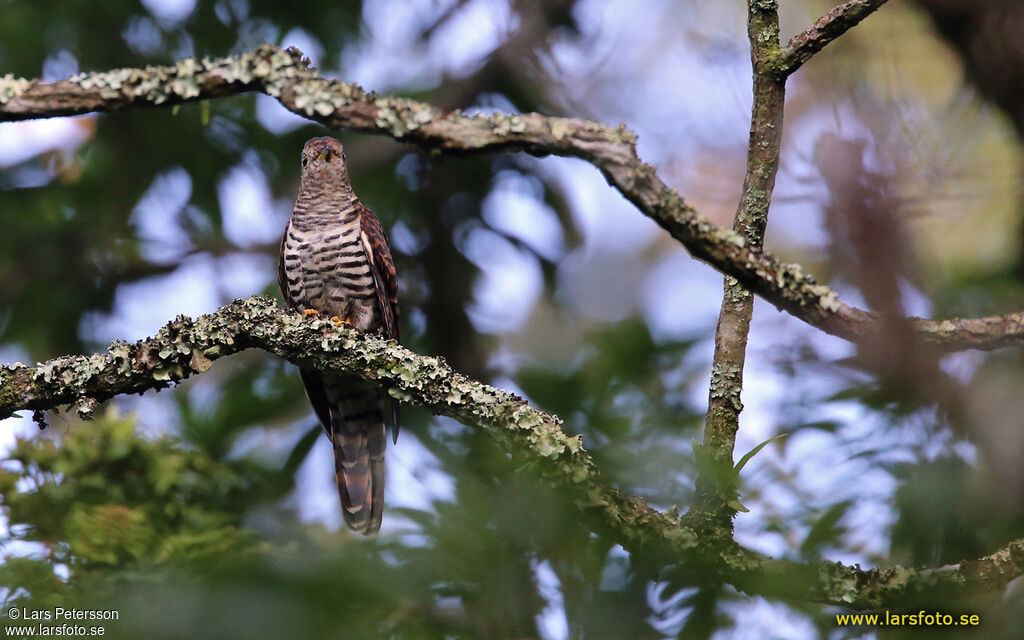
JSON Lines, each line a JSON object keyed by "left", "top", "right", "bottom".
{"left": 695, "top": 1, "right": 787, "bottom": 519}
{"left": 778, "top": 0, "right": 891, "bottom": 76}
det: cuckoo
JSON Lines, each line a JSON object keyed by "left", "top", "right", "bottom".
{"left": 279, "top": 137, "right": 399, "bottom": 535}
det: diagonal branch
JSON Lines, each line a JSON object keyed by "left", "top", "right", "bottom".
{"left": 1, "top": 46, "right": 1018, "bottom": 352}
{"left": 778, "top": 0, "right": 891, "bottom": 77}
{"left": 0, "top": 295, "right": 1020, "bottom": 608}
{"left": 0, "top": 47, "right": 1014, "bottom": 351}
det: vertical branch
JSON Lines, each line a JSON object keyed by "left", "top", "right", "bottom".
{"left": 694, "top": 0, "right": 787, "bottom": 519}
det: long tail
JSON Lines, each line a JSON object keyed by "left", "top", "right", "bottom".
{"left": 323, "top": 376, "right": 386, "bottom": 535}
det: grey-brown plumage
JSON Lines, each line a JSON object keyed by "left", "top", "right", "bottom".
{"left": 279, "top": 137, "right": 399, "bottom": 535}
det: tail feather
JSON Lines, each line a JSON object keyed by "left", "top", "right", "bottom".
{"left": 326, "top": 376, "right": 387, "bottom": 535}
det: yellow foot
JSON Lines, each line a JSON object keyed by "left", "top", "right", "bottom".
{"left": 303, "top": 309, "right": 320, "bottom": 317}
{"left": 330, "top": 316, "right": 353, "bottom": 327}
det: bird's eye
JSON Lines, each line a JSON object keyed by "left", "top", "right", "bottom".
{"left": 301, "top": 157, "right": 308, "bottom": 168}
{"left": 342, "top": 152, "right": 347, "bottom": 161}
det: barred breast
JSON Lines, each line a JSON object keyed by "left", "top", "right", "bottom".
{"left": 281, "top": 205, "right": 381, "bottom": 332}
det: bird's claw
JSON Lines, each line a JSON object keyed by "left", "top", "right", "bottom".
{"left": 330, "top": 316, "right": 352, "bottom": 327}
{"left": 303, "top": 309, "right": 320, "bottom": 317}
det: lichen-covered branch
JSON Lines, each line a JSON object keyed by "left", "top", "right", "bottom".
{"left": 730, "top": 535, "right": 1024, "bottom": 609}
{"left": 0, "top": 295, "right": 1020, "bottom": 608}
{"left": 0, "top": 45, "right": 1021, "bottom": 352}
{"left": 696, "top": 0, "right": 788, "bottom": 520}
{"left": 778, "top": 0, "right": 891, "bottom": 77}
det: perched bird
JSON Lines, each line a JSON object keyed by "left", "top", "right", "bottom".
{"left": 278, "top": 137, "right": 399, "bottom": 535}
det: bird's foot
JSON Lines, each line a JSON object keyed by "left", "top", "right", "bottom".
{"left": 303, "top": 309, "right": 320, "bottom": 317}
{"left": 330, "top": 316, "right": 352, "bottom": 327}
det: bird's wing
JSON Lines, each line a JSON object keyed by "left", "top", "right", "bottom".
{"left": 299, "top": 369, "right": 333, "bottom": 433}
{"left": 359, "top": 205, "right": 401, "bottom": 442}
{"left": 277, "top": 224, "right": 292, "bottom": 307}
{"left": 358, "top": 205, "right": 400, "bottom": 343}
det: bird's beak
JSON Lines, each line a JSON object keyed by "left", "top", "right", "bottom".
{"left": 316, "top": 150, "right": 329, "bottom": 162}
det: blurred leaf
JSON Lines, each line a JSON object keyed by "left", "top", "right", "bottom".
{"left": 799, "top": 500, "right": 853, "bottom": 558}
{"left": 734, "top": 434, "right": 787, "bottom": 474}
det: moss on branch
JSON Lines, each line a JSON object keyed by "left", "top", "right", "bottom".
{"left": 0, "top": 45, "right": 1020, "bottom": 351}
{"left": 695, "top": 0, "right": 787, "bottom": 521}
{"left": 0, "top": 296, "right": 1020, "bottom": 608}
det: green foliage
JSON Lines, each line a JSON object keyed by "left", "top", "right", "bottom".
{"left": 0, "top": 411, "right": 268, "bottom": 582}
{"left": 516, "top": 319, "right": 702, "bottom": 505}
{"left": 691, "top": 433, "right": 786, "bottom": 513}
{"left": 0, "top": 412, "right": 457, "bottom": 637}
{"left": 0, "top": 408, "right": 657, "bottom": 639}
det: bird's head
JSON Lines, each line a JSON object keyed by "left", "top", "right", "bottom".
{"left": 300, "top": 137, "right": 350, "bottom": 188}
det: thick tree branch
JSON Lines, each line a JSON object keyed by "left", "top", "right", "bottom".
{"left": 0, "top": 45, "right": 1021, "bottom": 352}
{"left": 0, "top": 295, "right": 1020, "bottom": 608}
{"left": 778, "top": 0, "right": 891, "bottom": 77}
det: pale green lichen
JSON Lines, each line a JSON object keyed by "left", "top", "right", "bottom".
{"left": 374, "top": 97, "right": 439, "bottom": 137}
{"left": 819, "top": 562, "right": 861, "bottom": 604}
{"left": 662, "top": 525, "right": 699, "bottom": 550}
{"left": 511, "top": 405, "right": 543, "bottom": 430}
{"left": 534, "top": 432, "right": 563, "bottom": 458}
{"left": 564, "top": 435, "right": 582, "bottom": 453}
{"left": 171, "top": 75, "right": 202, "bottom": 99}
{"left": 375, "top": 105, "right": 405, "bottom": 136}
{"left": 710, "top": 362, "right": 742, "bottom": 389}
{"left": 175, "top": 57, "right": 200, "bottom": 78}
{"left": 491, "top": 112, "right": 511, "bottom": 136}
{"left": 806, "top": 284, "right": 841, "bottom": 313}
{"left": 712, "top": 227, "right": 746, "bottom": 249}
{"left": 488, "top": 111, "right": 526, "bottom": 136}
{"left": 615, "top": 123, "right": 638, "bottom": 144}
{"left": 75, "top": 396, "right": 98, "bottom": 421}
{"left": 33, "top": 360, "right": 60, "bottom": 383}
{"left": 657, "top": 186, "right": 681, "bottom": 209}
{"left": 152, "top": 365, "right": 183, "bottom": 381}
{"left": 629, "top": 162, "right": 656, "bottom": 184}
{"left": 882, "top": 565, "right": 914, "bottom": 592}
{"left": 775, "top": 262, "right": 804, "bottom": 289}
{"left": 107, "top": 342, "right": 134, "bottom": 374}
{"left": 61, "top": 45, "right": 312, "bottom": 108}
{"left": 507, "top": 114, "right": 525, "bottom": 133}
{"left": 0, "top": 74, "right": 32, "bottom": 104}
{"left": 293, "top": 78, "right": 338, "bottom": 116}
{"left": 220, "top": 56, "right": 256, "bottom": 84}
{"left": 549, "top": 119, "right": 573, "bottom": 141}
